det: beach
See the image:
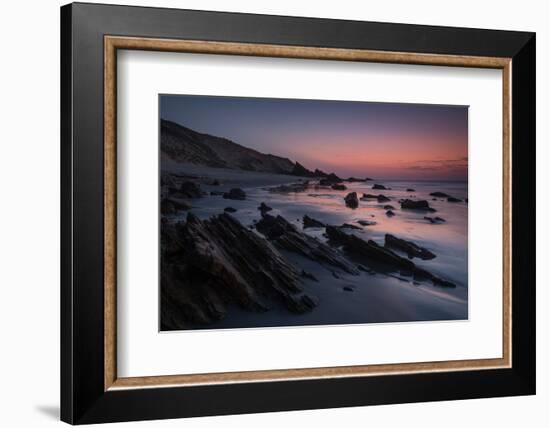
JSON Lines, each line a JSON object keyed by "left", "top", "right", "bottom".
{"left": 161, "top": 161, "right": 468, "bottom": 330}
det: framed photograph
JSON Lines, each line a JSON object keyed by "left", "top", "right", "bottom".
{"left": 60, "top": 2, "right": 535, "bottom": 424}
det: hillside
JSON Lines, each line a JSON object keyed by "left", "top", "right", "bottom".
{"left": 161, "top": 119, "right": 318, "bottom": 176}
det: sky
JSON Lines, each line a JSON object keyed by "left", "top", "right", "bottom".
{"left": 160, "top": 94, "right": 468, "bottom": 180}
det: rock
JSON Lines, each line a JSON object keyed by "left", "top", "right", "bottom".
{"left": 429, "top": 192, "right": 450, "bottom": 198}
{"left": 210, "top": 179, "right": 220, "bottom": 186}
{"left": 345, "top": 177, "right": 367, "bottom": 182}
{"left": 447, "top": 196, "right": 462, "bottom": 203}
{"left": 384, "top": 234, "right": 436, "bottom": 260}
{"left": 256, "top": 214, "right": 359, "bottom": 275}
{"left": 303, "top": 215, "right": 325, "bottom": 229}
{"left": 224, "top": 207, "right": 237, "bottom": 213}
{"left": 383, "top": 205, "right": 395, "bottom": 210}
{"left": 319, "top": 173, "right": 343, "bottom": 185}
{"left": 341, "top": 223, "right": 362, "bottom": 230}
{"left": 291, "top": 161, "right": 316, "bottom": 177}
{"left": 223, "top": 188, "right": 246, "bottom": 200}
{"left": 343, "top": 286, "right": 354, "bottom": 292}
{"left": 386, "top": 210, "right": 395, "bottom": 217}
{"left": 361, "top": 193, "right": 378, "bottom": 199}
{"left": 400, "top": 199, "right": 436, "bottom": 211}
{"left": 465, "top": 198, "right": 468, "bottom": 203}
{"left": 344, "top": 192, "right": 359, "bottom": 209}
{"left": 331, "top": 183, "right": 347, "bottom": 190}
{"left": 210, "top": 191, "right": 225, "bottom": 196}
{"left": 372, "top": 184, "right": 387, "bottom": 190}
{"left": 406, "top": 188, "right": 415, "bottom": 192}
{"left": 424, "top": 216, "right": 445, "bottom": 224}
{"left": 160, "top": 213, "right": 318, "bottom": 329}
{"left": 357, "top": 220, "right": 376, "bottom": 226}
{"left": 258, "top": 202, "right": 273, "bottom": 214}
{"left": 268, "top": 182, "right": 308, "bottom": 193}
{"left": 179, "top": 181, "right": 203, "bottom": 198}
{"left": 377, "top": 195, "right": 391, "bottom": 202}
{"left": 301, "top": 270, "right": 318, "bottom": 282}
{"left": 161, "top": 197, "right": 191, "bottom": 215}
{"left": 325, "top": 226, "right": 455, "bottom": 288}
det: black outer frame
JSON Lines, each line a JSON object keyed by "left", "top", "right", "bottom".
{"left": 60, "top": 2, "right": 535, "bottom": 424}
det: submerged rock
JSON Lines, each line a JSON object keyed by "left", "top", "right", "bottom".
{"left": 357, "top": 220, "right": 377, "bottom": 226}
{"left": 372, "top": 184, "right": 387, "bottom": 190}
{"left": 345, "top": 177, "right": 367, "bottom": 183}
{"left": 400, "top": 199, "right": 436, "bottom": 211}
{"left": 268, "top": 182, "right": 308, "bottom": 193}
{"left": 256, "top": 214, "right": 359, "bottom": 275}
{"left": 424, "top": 216, "right": 446, "bottom": 224}
{"left": 430, "top": 191, "right": 450, "bottom": 198}
{"left": 377, "top": 195, "right": 391, "bottom": 203}
{"left": 447, "top": 196, "right": 462, "bottom": 203}
{"left": 223, "top": 188, "right": 246, "bottom": 200}
{"left": 344, "top": 192, "right": 359, "bottom": 209}
{"left": 386, "top": 210, "right": 395, "bottom": 217}
{"left": 331, "top": 183, "right": 347, "bottom": 190}
{"left": 406, "top": 188, "right": 416, "bottom": 192}
{"left": 383, "top": 205, "right": 395, "bottom": 210}
{"left": 384, "top": 234, "right": 436, "bottom": 260}
{"left": 224, "top": 207, "right": 237, "bottom": 213}
{"left": 303, "top": 215, "right": 325, "bottom": 229}
{"left": 325, "top": 226, "right": 455, "bottom": 288}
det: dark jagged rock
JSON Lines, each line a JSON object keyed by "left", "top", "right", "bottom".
{"left": 161, "top": 197, "right": 191, "bottom": 215}
{"left": 386, "top": 210, "right": 395, "bottom": 217}
{"left": 303, "top": 215, "right": 325, "bottom": 229}
{"left": 224, "top": 207, "right": 237, "bottom": 213}
{"left": 319, "top": 173, "right": 343, "bottom": 185}
{"left": 406, "top": 188, "right": 416, "bottom": 192}
{"left": 314, "top": 168, "right": 328, "bottom": 177}
{"left": 256, "top": 214, "right": 359, "bottom": 275}
{"left": 344, "top": 192, "right": 359, "bottom": 209}
{"left": 223, "top": 188, "right": 246, "bottom": 200}
{"left": 331, "top": 183, "right": 347, "bottom": 190}
{"left": 430, "top": 191, "right": 450, "bottom": 197}
{"left": 383, "top": 205, "right": 395, "bottom": 210}
{"left": 258, "top": 202, "right": 273, "bottom": 214}
{"left": 361, "top": 193, "right": 389, "bottom": 203}
{"left": 372, "top": 184, "right": 387, "bottom": 190}
{"left": 179, "top": 181, "right": 203, "bottom": 199}
{"left": 345, "top": 177, "right": 367, "bottom": 182}
{"left": 424, "top": 216, "right": 446, "bottom": 224}
{"left": 447, "top": 196, "right": 462, "bottom": 203}
{"left": 365, "top": 177, "right": 374, "bottom": 181}
{"left": 377, "top": 195, "right": 391, "bottom": 203}
{"left": 401, "top": 199, "right": 436, "bottom": 211}
{"left": 385, "top": 234, "right": 436, "bottom": 260}
{"left": 358, "top": 220, "right": 377, "bottom": 226}
{"left": 161, "top": 213, "right": 320, "bottom": 329}
{"left": 325, "top": 226, "right": 455, "bottom": 287}
{"left": 361, "top": 193, "right": 378, "bottom": 199}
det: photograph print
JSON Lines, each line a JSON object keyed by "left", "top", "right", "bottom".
{"left": 160, "top": 95, "right": 469, "bottom": 331}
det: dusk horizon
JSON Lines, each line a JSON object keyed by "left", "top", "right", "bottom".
{"left": 160, "top": 94, "right": 468, "bottom": 181}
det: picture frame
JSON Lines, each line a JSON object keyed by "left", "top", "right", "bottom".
{"left": 60, "top": 2, "right": 535, "bottom": 424}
